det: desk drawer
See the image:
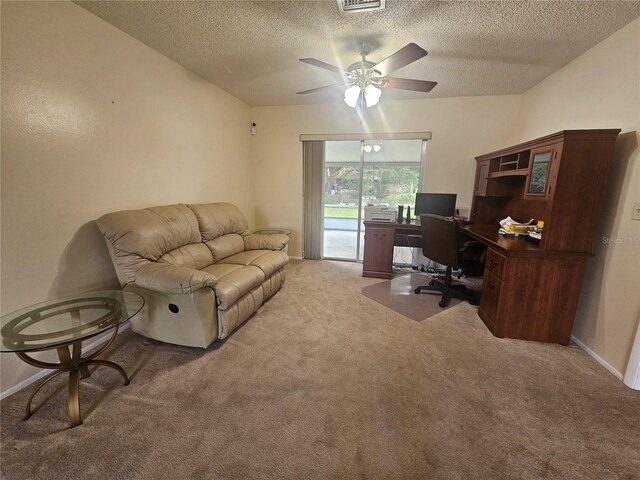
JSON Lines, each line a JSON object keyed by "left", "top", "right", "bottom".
{"left": 485, "top": 248, "right": 506, "bottom": 278}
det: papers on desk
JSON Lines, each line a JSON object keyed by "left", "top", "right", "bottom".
{"left": 499, "top": 216, "right": 535, "bottom": 236}
{"left": 498, "top": 216, "right": 543, "bottom": 241}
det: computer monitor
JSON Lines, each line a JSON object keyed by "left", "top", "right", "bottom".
{"left": 414, "top": 193, "right": 457, "bottom": 217}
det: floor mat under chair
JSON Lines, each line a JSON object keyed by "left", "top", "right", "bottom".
{"left": 358, "top": 272, "right": 481, "bottom": 321}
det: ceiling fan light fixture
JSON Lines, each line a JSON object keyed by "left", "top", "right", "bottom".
{"left": 363, "top": 143, "right": 382, "bottom": 153}
{"left": 364, "top": 84, "right": 382, "bottom": 107}
{"left": 299, "top": 43, "right": 435, "bottom": 108}
{"left": 344, "top": 84, "right": 361, "bottom": 108}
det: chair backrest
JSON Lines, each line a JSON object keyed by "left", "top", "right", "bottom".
{"left": 419, "top": 214, "right": 461, "bottom": 268}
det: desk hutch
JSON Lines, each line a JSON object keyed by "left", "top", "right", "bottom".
{"left": 465, "top": 129, "right": 620, "bottom": 344}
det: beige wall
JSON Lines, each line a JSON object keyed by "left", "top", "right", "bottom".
{"left": 250, "top": 95, "right": 521, "bottom": 257}
{"left": 512, "top": 19, "right": 640, "bottom": 375}
{"left": 0, "top": 1, "right": 252, "bottom": 392}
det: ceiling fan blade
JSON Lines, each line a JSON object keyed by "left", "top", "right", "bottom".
{"left": 296, "top": 84, "right": 347, "bottom": 95}
{"left": 380, "top": 77, "right": 437, "bottom": 92}
{"left": 372, "top": 43, "right": 428, "bottom": 76}
{"left": 299, "top": 58, "right": 352, "bottom": 78}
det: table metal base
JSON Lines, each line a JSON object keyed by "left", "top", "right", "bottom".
{"left": 15, "top": 325, "right": 128, "bottom": 428}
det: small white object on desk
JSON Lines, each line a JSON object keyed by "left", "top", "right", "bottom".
{"left": 364, "top": 205, "right": 397, "bottom": 223}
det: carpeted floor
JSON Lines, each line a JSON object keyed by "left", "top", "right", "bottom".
{"left": 1, "top": 260, "right": 639, "bottom": 479}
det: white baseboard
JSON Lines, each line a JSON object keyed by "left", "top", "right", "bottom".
{"left": 571, "top": 334, "right": 623, "bottom": 381}
{"left": 0, "top": 323, "right": 130, "bottom": 400}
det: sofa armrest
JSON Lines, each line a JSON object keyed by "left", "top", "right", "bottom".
{"left": 244, "top": 233, "right": 290, "bottom": 251}
{"left": 134, "top": 263, "right": 218, "bottom": 294}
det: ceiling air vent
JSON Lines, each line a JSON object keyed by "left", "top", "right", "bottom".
{"left": 336, "top": 0, "right": 386, "bottom": 13}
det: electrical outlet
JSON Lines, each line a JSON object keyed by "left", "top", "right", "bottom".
{"left": 633, "top": 201, "right": 640, "bottom": 221}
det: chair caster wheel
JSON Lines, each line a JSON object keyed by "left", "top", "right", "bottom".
{"left": 428, "top": 280, "right": 435, "bottom": 287}
{"left": 469, "top": 298, "right": 478, "bottom": 306}
{"left": 438, "top": 300, "right": 447, "bottom": 308}
{"left": 414, "top": 288, "right": 421, "bottom": 294}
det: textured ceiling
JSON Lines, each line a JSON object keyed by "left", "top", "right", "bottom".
{"left": 75, "top": 1, "right": 640, "bottom": 107}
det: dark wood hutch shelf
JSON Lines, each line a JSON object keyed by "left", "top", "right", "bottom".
{"left": 467, "top": 129, "right": 620, "bottom": 345}
{"left": 490, "top": 169, "right": 528, "bottom": 179}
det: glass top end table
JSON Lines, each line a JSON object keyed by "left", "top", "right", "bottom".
{"left": 1, "top": 291, "right": 144, "bottom": 428}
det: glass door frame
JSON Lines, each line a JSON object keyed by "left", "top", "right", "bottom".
{"left": 354, "top": 142, "right": 366, "bottom": 261}
{"left": 321, "top": 137, "right": 428, "bottom": 262}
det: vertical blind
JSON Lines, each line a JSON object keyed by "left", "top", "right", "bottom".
{"left": 302, "top": 141, "right": 324, "bottom": 259}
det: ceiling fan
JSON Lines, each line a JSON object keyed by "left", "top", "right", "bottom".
{"left": 297, "top": 42, "right": 437, "bottom": 109}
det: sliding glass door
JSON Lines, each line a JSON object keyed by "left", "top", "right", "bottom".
{"left": 323, "top": 141, "right": 362, "bottom": 260}
{"left": 323, "top": 139, "right": 424, "bottom": 261}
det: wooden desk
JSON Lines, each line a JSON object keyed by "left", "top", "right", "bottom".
{"left": 362, "top": 221, "right": 421, "bottom": 279}
{"left": 463, "top": 224, "right": 591, "bottom": 344}
{"left": 467, "top": 129, "right": 620, "bottom": 345}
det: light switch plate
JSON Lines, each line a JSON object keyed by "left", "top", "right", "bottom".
{"left": 633, "top": 201, "right": 640, "bottom": 221}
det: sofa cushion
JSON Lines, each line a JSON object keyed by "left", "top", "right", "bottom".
{"left": 202, "top": 264, "right": 265, "bottom": 310}
{"left": 97, "top": 204, "right": 200, "bottom": 284}
{"left": 188, "top": 203, "right": 248, "bottom": 241}
{"left": 216, "top": 268, "right": 286, "bottom": 339}
{"left": 158, "top": 243, "right": 213, "bottom": 270}
{"left": 205, "top": 234, "right": 245, "bottom": 262}
{"left": 217, "top": 285, "right": 265, "bottom": 339}
{"left": 218, "top": 250, "right": 289, "bottom": 278}
{"left": 202, "top": 263, "right": 243, "bottom": 278}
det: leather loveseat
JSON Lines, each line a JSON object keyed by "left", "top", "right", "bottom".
{"left": 97, "top": 202, "right": 289, "bottom": 348}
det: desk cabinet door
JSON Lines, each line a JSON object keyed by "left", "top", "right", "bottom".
{"left": 525, "top": 146, "right": 558, "bottom": 199}
{"left": 474, "top": 160, "right": 491, "bottom": 196}
{"left": 479, "top": 270, "right": 502, "bottom": 332}
{"left": 363, "top": 227, "right": 395, "bottom": 275}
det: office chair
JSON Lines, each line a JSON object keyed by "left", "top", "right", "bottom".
{"left": 414, "top": 214, "right": 479, "bottom": 308}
